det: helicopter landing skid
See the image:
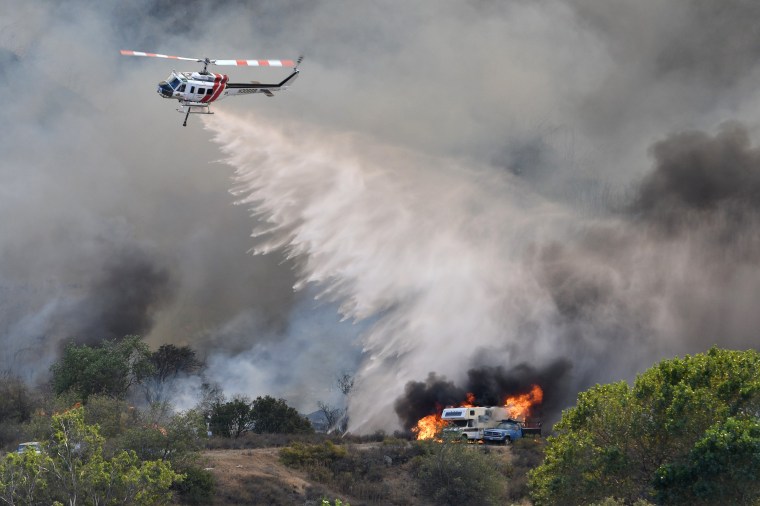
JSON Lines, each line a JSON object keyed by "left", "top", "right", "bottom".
{"left": 177, "top": 103, "right": 214, "bottom": 127}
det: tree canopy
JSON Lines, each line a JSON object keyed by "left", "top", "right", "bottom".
{"left": 50, "top": 336, "right": 152, "bottom": 401}
{"left": 207, "top": 395, "right": 313, "bottom": 437}
{"left": 529, "top": 347, "right": 760, "bottom": 506}
{"left": 250, "top": 396, "right": 313, "bottom": 434}
{"left": 0, "top": 406, "right": 182, "bottom": 505}
{"left": 209, "top": 397, "right": 255, "bottom": 439}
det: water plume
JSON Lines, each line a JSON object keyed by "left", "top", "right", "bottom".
{"left": 207, "top": 111, "right": 760, "bottom": 432}
{"left": 206, "top": 111, "right": 579, "bottom": 431}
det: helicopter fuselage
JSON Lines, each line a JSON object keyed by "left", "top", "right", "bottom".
{"left": 157, "top": 71, "right": 231, "bottom": 104}
{"left": 157, "top": 69, "right": 296, "bottom": 105}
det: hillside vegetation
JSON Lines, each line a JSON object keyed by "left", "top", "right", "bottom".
{"left": 1, "top": 337, "right": 758, "bottom": 505}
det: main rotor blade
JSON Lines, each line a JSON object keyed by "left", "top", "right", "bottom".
{"left": 212, "top": 59, "right": 296, "bottom": 67}
{"left": 120, "top": 50, "right": 200, "bottom": 62}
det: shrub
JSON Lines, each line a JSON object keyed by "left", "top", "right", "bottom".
{"left": 279, "top": 441, "right": 347, "bottom": 469}
{"left": 413, "top": 440, "right": 508, "bottom": 506}
{"left": 173, "top": 464, "right": 214, "bottom": 505}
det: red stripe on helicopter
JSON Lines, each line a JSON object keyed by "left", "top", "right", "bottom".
{"left": 206, "top": 74, "right": 229, "bottom": 103}
{"left": 200, "top": 76, "right": 216, "bottom": 103}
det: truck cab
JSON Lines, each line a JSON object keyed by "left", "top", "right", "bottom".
{"left": 483, "top": 419, "right": 524, "bottom": 444}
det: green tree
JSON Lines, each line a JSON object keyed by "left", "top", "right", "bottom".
{"left": 121, "top": 407, "right": 205, "bottom": 465}
{"left": 529, "top": 347, "right": 760, "bottom": 505}
{"left": 250, "top": 395, "right": 313, "bottom": 434}
{"left": 209, "top": 397, "right": 254, "bottom": 438}
{"left": 0, "top": 406, "right": 182, "bottom": 505}
{"left": 50, "top": 336, "right": 152, "bottom": 401}
{"left": 654, "top": 417, "right": 760, "bottom": 505}
{"left": 83, "top": 394, "right": 136, "bottom": 439}
{"left": 45, "top": 406, "right": 182, "bottom": 506}
{"left": 118, "top": 405, "right": 212, "bottom": 505}
{"left": 0, "top": 450, "right": 53, "bottom": 505}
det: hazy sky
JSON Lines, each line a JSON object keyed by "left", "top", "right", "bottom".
{"left": 2, "top": 0, "right": 760, "bottom": 431}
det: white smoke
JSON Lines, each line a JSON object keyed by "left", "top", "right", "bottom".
{"left": 5, "top": 0, "right": 760, "bottom": 430}
{"left": 201, "top": 290, "right": 364, "bottom": 411}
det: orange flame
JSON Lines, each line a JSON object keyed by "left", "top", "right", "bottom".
{"left": 412, "top": 393, "right": 478, "bottom": 440}
{"left": 504, "top": 384, "right": 543, "bottom": 420}
{"left": 412, "top": 413, "right": 448, "bottom": 440}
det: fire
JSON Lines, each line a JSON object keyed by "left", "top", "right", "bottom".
{"left": 412, "top": 393, "right": 476, "bottom": 440}
{"left": 504, "top": 384, "right": 543, "bottom": 420}
{"left": 412, "top": 386, "right": 544, "bottom": 440}
{"left": 412, "top": 413, "right": 448, "bottom": 440}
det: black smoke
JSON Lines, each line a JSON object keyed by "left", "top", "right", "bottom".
{"left": 394, "top": 360, "right": 572, "bottom": 430}
{"left": 633, "top": 122, "right": 760, "bottom": 232}
{"left": 527, "top": 122, "right": 760, "bottom": 397}
{"left": 69, "top": 247, "right": 175, "bottom": 345}
{"left": 394, "top": 373, "right": 466, "bottom": 431}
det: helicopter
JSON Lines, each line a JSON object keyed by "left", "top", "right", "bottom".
{"left": 120, "top": 50, "right": 302, "bottom": 126}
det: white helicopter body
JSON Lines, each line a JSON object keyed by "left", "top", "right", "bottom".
{"left": 121, "top": 51, "right": 301, "bottom": 126}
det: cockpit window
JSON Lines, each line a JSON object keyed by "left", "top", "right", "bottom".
{"left": 170, "top": 77, "right": 181, "bottom": 89}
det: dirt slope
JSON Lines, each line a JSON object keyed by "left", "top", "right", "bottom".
{"left": 202, "top": 447, "right": 362, "bottom": 505}
{"left": 200, "top": 443, "right": 516, "bottom": 506}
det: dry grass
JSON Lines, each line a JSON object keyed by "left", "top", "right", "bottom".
{"left": 196, "top": 438, "right": 540, "bottom": 505}
{"left": 201, "top": 447, "right": 357, "bottom": 505}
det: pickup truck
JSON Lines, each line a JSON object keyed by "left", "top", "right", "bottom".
{"left": 482, "top": 419, "right": 541, "bottom": 444}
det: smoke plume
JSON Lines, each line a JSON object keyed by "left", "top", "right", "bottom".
{"left": 395, "top": 360, "right": 572, "bottom": 430}
{"left": 3, "top": 0, "right": 760, "bottom": 428}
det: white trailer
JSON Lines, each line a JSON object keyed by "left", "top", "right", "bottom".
{"left": 440, "top": 406, "right": 510, "bottom": 441}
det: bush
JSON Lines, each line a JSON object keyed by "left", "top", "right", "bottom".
{"left": 507, "top": 437, "right": 545, "bottom": 501}
{"left": 279, "top": 441, "right": 347, "bottom": 469}
{"left": 173, "top": 464, "right": 215, "bottom": 505}
{"left": 120, "top": 408, "right": 205, "bottom": 467}
{"left": 83, "top": 394, "right": 133, "bottom": 439}
{"left": 589, "top": 499, "right": 655, "bottom": 506}
{"left": 413, "top": 440, "right": 508, "bottom": 506}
